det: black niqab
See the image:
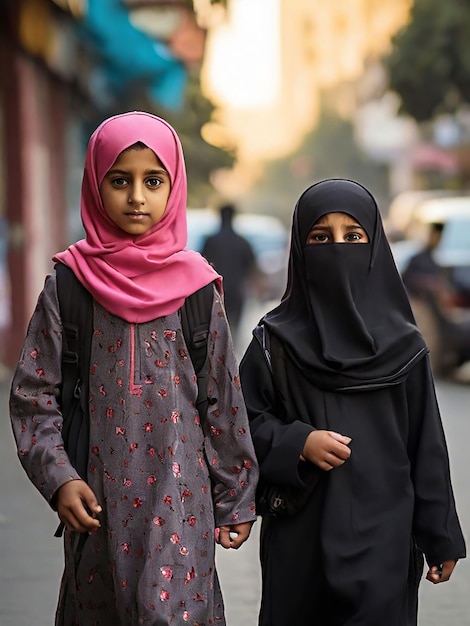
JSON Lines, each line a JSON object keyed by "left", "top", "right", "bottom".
{"left": 263, "top": 179, "right": 428, "bottom": 389}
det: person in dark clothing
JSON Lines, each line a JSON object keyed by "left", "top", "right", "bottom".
{"left": 240, "top": 179, "right": 466, "bottom": 626}
{"left": 202, "top": 203, "right": 256, "bottom": 338}
{"left": 402, "top": 221, "right": 453, "bottom": 305}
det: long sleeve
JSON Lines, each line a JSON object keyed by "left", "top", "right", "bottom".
{"left": 406, "top": 355, "right": 466, "bottom": 565}
{"left": 9, "top": 274, "right": 81, "bottom": 505}
{"left": 200, "top": 289, "right": 258, "bottom": 527}
{"left": 239, "top": 337, "right": 315, "bottom": 488}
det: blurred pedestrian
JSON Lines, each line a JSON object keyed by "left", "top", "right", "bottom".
{"left": 240, "top": 179, "right": 466, "bottom": 625}
{"left": 202, "top": 203, "right": 257, "bottom": 339}
{"left": 10, "top": 111, "right": 258, "bottom": 626}
{"left": 402, "top": 221, "right": 454, "bottom": 306}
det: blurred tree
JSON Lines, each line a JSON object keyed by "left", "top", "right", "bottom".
{"left": 103, "top": 71, "right": 236, "bottom": 208}
{"left": 247, "top": 109, "right": 389, "bottom": 223}
{"left": 386, "top": 0, "right": 470, "bottom": 122}
{"left": 163, "top": 71, "right": 236, "bottom": 207}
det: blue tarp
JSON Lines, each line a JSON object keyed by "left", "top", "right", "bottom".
{"left": 82, "top": 0, "right": 187, "bottom": 110}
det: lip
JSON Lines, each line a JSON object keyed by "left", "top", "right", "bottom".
{"left": 125, "top": 212, "right": 148, "bottom": 220}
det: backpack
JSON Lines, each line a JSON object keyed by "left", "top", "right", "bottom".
{"left": 54, "top": 263, "right": 214, "bottom": 535}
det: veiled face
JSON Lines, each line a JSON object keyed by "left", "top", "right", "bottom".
{"left": 306, "top": 212, "right": 369, "bottom": 245}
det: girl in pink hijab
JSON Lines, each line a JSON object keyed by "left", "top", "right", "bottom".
{"left": 10, "top": 111, "right": 258, "bottom": 626}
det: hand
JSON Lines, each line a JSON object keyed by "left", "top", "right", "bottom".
{"left": 56, "top": 479, "right": 102, "bottom": 534}
{"left": 302, "top": 430, "right": 352, "bottom": 471}
{"left": 216, "top": 521, "right": 254, "bottom": 550}
{"left": 426, "top": 559, "right": 457, "bottom": 584}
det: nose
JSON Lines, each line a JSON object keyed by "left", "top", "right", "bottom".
{"left": 128, "top": 183, "right": 146, "bottom": 206}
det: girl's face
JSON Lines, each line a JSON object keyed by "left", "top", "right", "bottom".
{"left": 100, "top": 147, "right": 171, "bottom": 236}
{"left": 306, "top": 211, "right": 369, "bottom": 245}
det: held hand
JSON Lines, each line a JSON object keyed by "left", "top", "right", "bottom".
{"left": 426, "top": 559, "right": 457, "bottom": 584}
{"left": 302, "top": 430, "right": 352, "bottom": 471}
{"left": 56, "top": 479, "right": 102, "bottom": 534}
{"left": 216, "top": 521, "right": 254, "bottom": 550}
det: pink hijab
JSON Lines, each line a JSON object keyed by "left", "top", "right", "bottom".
{"left": 54, "top": 111, "right": 221, "bottom": 323}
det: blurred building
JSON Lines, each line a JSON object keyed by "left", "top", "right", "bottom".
{"left": 0, "top": 0, "right": 217, "bottom": 366}
{"left": 202, "top": 0, "right": 412, "bottom": 196}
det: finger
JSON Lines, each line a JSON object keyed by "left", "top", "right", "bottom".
{"left": 229, "top": 534, "right": 246, "bottom": 549}
{"left": 228, "top": 526, "right": 250, "bottom": 549}
{"left": 60, "top": 509, "right": 90, "bottom": 534}
{"left": 65, "top": 498, "right": 101, "bottom": 533}
{"left": 329, "top": 431, "right": 352, "bottom": 445}
{"left": 324, "top": 452, "right": 348, "bottom": 468}
{"left": 217, "top": 526, "right": 232, "bottom": 549}
{"left": 80, "top": 485, "right": 102, "bottom": 516}
{"left": 330, "top": 444, "right": 352, "bottom": 461}
{"left": 426, "top": 565, "right": 443, "bottom": 584}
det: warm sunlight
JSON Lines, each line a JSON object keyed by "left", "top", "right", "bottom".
{"left": 202, "top": 0, "right": 280, "bottom": 108}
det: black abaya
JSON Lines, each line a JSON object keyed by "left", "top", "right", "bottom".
{"left": 241, "top": 340, "right": 464, "bottom": 625}
{"left": 239, "top": 179, "right": 465, "bottom": 625}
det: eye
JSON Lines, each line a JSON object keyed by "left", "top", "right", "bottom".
{"left": 146, "top": 177, "right": 163, "bottom": 188}
{"left": 306, "top": 231, "right": 329, "bottom": 244}
{"left": 110, "top": 177, "right": 128, "bottom": 188}
{"left": 345, "top": 230, "right": 367, "bottom": 243}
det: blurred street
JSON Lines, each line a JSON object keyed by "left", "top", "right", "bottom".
{"left": 1, "top": 299, "right": 470, "bottom": 626}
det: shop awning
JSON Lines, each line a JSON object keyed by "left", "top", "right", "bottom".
{"left": 82, "top": 0, "right": 187, "bottom": 110}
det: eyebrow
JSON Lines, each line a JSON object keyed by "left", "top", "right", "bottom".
{"left": 310, "top": 223, "right": 365, "bottom": 231}
{"left": 106, "top": 168, "right": 169, "bottom": 177}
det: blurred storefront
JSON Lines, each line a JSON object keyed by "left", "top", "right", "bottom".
{"left": 0, "top": 0, "right": 210, "bottom": 367}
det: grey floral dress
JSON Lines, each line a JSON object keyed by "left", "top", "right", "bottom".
{"left": 10, "top": 274, "right": 258, "bottom": 626}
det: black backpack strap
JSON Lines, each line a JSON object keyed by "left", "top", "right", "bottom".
{"left": 54, "top": 263, "right": 93, "bottom": 538}
{"left": 253, "top": 324, "right": 272, "bottom": 372}
{"left": 253, "top": 323, "right": 295, "bottom": 423}
{"left": 55, "top": 263, "right": 93, "bottom": 480}
{"left": 180, "top": 282, "right": 215, "bottom": 419}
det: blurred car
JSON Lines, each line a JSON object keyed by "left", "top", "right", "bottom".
{"left": 384, "top": 189, "right": 465, "bottom": 242}
{"left": 186, "top": 208, "right": 289, "bottom": 301}
{"left": 392, "top": 196, "right": 470, "bottom": 289}
{"left": 390, "top": 195, "right": 470, "bottom": 374}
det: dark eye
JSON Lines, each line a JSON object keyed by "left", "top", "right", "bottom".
{"left": 345, "top": 231, "right": 367, "bottom": 242}
{"left": 146, "top": 177, "right": 162, "bottom": 188}
{"left": 111, "top": 177, "right": 127, "bottom": 187}
{"left": 307, "top": 232, "right": 329, "bottom": 244}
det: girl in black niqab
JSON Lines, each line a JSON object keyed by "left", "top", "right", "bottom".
{"left": 240, "top": 179, "right": 465, "bottom": 626}
{"left": 265, "top": 177, "right": 427, "bottom": 389}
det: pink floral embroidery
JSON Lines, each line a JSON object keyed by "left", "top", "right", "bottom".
{"left": 161, "top": 567, "right": 173, "bottom": 580}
